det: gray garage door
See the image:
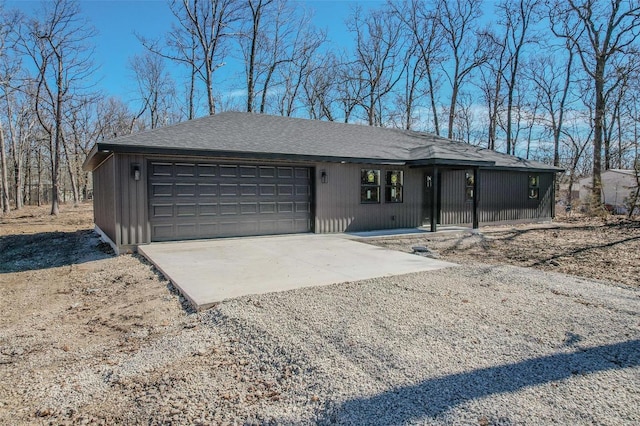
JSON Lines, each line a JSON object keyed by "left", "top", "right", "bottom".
{"left": 148, "top": 161, "right": 312, "bottom": 241}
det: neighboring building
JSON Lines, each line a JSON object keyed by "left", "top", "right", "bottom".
{"left": 578, "top": 169, "right": 639, "bottom": 214}
{"left": 83, "top": 112, "right": 561, "bottom": 253}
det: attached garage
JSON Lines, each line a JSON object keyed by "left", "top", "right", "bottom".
{"left": 148, "top": 161, "right": 312, "bottom": 241}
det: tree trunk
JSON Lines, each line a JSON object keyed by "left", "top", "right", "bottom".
{"left": 0, "top": 124, "right": 9, "bottom": 214}
{"left": 247, "top": 1, "right": 262, "bottom": 113}
{"left": 37, "top": 146, "right": 42, "bottom": 207}
{"left": 591, "top": 57, "right": 605, "bottom": 207}
{"left": 188, "top": 63, "right": 196, "bottom": 119}
{"left": 448, "top": 80, "right": 459, "bottom": 140}
{"left": 62, "top": 135, "right": 79, "bottom": 206}
{"left": 6, "top": 98, "right": 23, "bottom": 210}
{"left": 426, "top": 65, "right": 440, "bottom": 136}
{"left": 51, "top": 60, "right": 63, "bottom": 216}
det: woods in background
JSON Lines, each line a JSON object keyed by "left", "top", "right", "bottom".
{"left": 1, "top": 0, "right": 639, "bottom": 215}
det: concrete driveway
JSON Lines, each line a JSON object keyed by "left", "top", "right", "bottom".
{"left": 138, "top": 234, "right": 456, "bottom": 310}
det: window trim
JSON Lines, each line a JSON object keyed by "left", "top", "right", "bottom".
{"left": 360, "top": 169, "right": 381, "bottom": 204}
{"left": 528, "top": 175, "right": 540, "bottom": 200}
{"left": 465, "top": 171, "right": 474, "bottom": 202}
{"left": 385, "top": 170, "right": 404, "bottom": 203}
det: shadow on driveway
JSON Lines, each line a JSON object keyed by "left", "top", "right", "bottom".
{"left": 318, "top": 339, "right": 640, "bottom": 424}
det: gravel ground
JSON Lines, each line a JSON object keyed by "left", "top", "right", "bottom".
{"left": 8, "top": 263, "right": 638, "bottom": 425}
{"left": 2, "top": 205, "right": 639, "bottom": 424}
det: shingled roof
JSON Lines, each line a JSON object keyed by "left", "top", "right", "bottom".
{"left": 84, "top": 112, "right": 561, "bottom": 172}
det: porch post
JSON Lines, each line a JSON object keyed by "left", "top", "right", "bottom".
{"left": 472, "top": 167, "right": 479, "bottom": 229}
{"left": 430, "top": 167, "right": 438, "bottom": 232}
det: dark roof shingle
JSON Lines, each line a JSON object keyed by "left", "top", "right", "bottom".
{"left": 85, "top": 112, "right": 560, "bottom": 172}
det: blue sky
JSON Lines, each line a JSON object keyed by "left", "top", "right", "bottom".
{"left": 10, "top": 0, "right": 385, "bottom": 102}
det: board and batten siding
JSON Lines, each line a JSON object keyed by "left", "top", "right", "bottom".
{"left": 92, "top": 154, "right": 117, "bottom": 243}
{"left": 113, "top": 153, "right": 150, "bottom": 249}
{"left": 478, "top": 170, "right": 553, "bottom": 224}
{"left": 439, "top": 169, "right": 472, "bottom": 225}
{"left": 314, "top": 162, "right": 423, "bottom": 233}
{"left": 432, "top": 168, "right": 555, "bottom": 226}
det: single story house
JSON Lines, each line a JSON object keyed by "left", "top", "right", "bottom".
{"left": 578, "top": 169, "right": 639, "bottom": 214}
{"left": 83, "top": 112, "right": 561, "bottom": 253}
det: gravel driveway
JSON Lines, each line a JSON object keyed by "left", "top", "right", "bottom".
{"left": 32, "top": 262, "right": 639, "bottom": 424}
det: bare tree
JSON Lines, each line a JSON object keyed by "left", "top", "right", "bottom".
{"left": 275, "top": 22, "right": 325, "bottom": 117}
{"left": 347, "top": 6, "right": 407, "bottom": 126}
{"left": 2, "top": 85, "right": 36, "bottom": 211}
{"left": 129, "top": 51, "right": 177, "bottom": 129}
{"left": 496, "top": 0, "right": 540, "bottom": 155}
{"left": 625, "top": 158, "right": 640, "bottom": 217}
{"left": 335, "top": 55, "right": 365, "bottom": 123}
{"left": 95, "top": 96, "right": 139, "bottom": 140}
{"left": 302, "top": 53, "right": 339, "bottom": 121}
{"left": 0, "top": 117, "right": 8, "bottom": 214}
{"left": 549, "top": 0, "right": 640, "bottom": 206}
{"left": 390, "top": 0, "right": 445, "bottom": 134}
{"left": 19, "top": 0, "right": 96, "bottom": 214}
{"left": 602, "top": 54, "right": 639, "bottom": 169}
{"left": 242, "top": 0, "right": 273, "bottom": 112}
{"left": 389, "top": 43, "right": 426, "bottom": 130}
{"left": 140, "top": 0, "right": 242, "bottom": 116}
{"left": 478, "top": 28, "right": 508, "bottom": 150}
{"left": 529, "top": 38, "right": 576, "bottom": 169}
{"left": 0, "top": 5, "right": 21, "bottom": 213}
{"left": 437, "top": 0, "right": 489, "bottom": 139}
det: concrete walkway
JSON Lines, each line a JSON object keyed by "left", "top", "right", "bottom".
{"left": 139, "top": 234, "right": 456, "bottom": 310}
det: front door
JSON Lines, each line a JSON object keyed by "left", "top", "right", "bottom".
{"left": 422, "top": 168, "right": 440, "bottom": 227}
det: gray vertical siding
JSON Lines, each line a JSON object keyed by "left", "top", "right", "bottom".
{"left": 314, "top": 162, "right": 423, "bottom": 233}
{"left": 440, "top": 169, "right": 473, "bottom": 225}
{"left": 92, "top": 154, "right": 117, "bottom": 243}
{"left": 477, "top": 170, "right": 554, "bottom": 223}
{"left": 92, "top": 151, "right": 556, "bottom": 251}
{"left": 114, "top": 153, "right": 150, "bottom": 248}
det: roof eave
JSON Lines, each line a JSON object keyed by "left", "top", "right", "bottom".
{"left": 94, "top": 143, "right": 409, "bottom": 166}
{"left": 485, "top": 165, "right": 565, "bottom": 173}
{"left": 408, "top": 158, "right": 495, "bottom": 168}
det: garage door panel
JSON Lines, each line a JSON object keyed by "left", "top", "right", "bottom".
{"left": 176, "top": 183, "right": 196, "bottom": 197}
{"left": 151, "top": 162, "right": 173, "bottom": 177}
{"left": 259, "top": 166, "right": 276, "bottom": 178}
{"left": 295, "top": 167, "right": 309, "bottom": 179}
{"left": 175, "top": 163, "right": 196, "bottom": 177}
{"left": 278, "top": 202, "right": 294, "bottom": 213}
{"left": 240, "top": 202, "right": 258, "bottom": 214}
{"left": 296, "top": 185, "right": 309, "bottom": 196}
{"left": 295, "top": 202, "right": 310, "bottom": 213}
{"left": 278, "top": 167, "right": 294, "bottom": 178}
{"left": 197, "top": 183, "right": 218, "bottom": 197}
{"left": 198, "top": 223, "right": 218, "bottom": 235}
{"left": 259, "top": 184, "right": 276, "bottom": 196}
{"left": 219, "top": 203, "right": 239, "bottom": 215}
{"left": 149, "top": 161, "right": 311, "bottom": 241}
{"left": 176, "top": 203, "right": 197, "bottom": 217}
{"left": 197, "top": 164, "right": 217, "bottom": 177}
{"left": 220, "top": 165, "right": 238, "bottom": 177}
{"left": 240, "top": 184, "right": 258, "bottom": 196}
{"left": 176, "top": 223, "right": 197, "bottom": 236}
{"left": 220, "top": 184, "right": 239, "bottom": 196}
{"left": 199, "top": 203, "right": 218, "bottom": 216}
{"left": 151, "top": 183, "right": 173, "bottom": 197}
{"left": 259, "top": 202, "right": 276, "bottom": 214}
{"left": 240, "top": 166, "right": 258, "bottom": 177}
{"left": 278, "top": 184, "right": 294, "bottom": 196}
{"left": 152, "top": 223, "right": 174, "bottom": 239}
{"left": 151, "top": 204, "right": 173, "bottom": 218}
